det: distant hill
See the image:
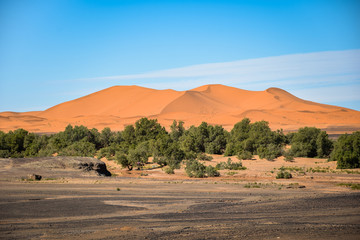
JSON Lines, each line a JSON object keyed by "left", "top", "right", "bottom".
{"left": 1, "top": 84, "right": 360, "bottom": 133}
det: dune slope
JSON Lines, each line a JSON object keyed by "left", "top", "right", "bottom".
{"left": 1, "top": 84, "right": 359, "bottom": 133}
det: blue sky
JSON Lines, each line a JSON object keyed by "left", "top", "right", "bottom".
{"left": 0, "top": 0, "right": 359, "bottom": 111}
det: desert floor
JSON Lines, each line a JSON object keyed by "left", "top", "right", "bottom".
{"left": 1, "top": 155, "right": 360, "bottom": 240}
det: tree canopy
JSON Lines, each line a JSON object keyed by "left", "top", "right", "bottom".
{"left": 0, "top": 117, "right": 357, "bottom": 170}
{"left": 288, "top": 127, "right": 333, "bottom": 158}
{"left": 330, "top": 131, "right": 360, "bottom": 169}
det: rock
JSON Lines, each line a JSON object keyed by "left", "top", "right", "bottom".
{"left": 28, "top": 174, "right": 42, "bottom": 181}
{"left": 11, "top": 156, "right": 111, "bottom": 177}
{"left": 64, "top": 157, "right": 111, "bottom": 176}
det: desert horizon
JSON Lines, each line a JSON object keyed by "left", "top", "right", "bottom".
{"left": 1, "top": 84, "right": 360, "bottom": 135}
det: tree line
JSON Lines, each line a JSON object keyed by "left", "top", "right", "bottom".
{"left": 0, "top": 117, "right": 359, "bottom": 170}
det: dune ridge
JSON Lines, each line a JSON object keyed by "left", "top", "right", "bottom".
{"left": 1, "top": 84, "right": 360, "bottom": 133}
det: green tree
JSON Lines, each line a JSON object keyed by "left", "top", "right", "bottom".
{"left": 59, "top": 140, "right": 96, "bottom": 157}
{"left": 100, "top": 127, "right": 113, "bottom": 148}
{"left": 122, "top": 125, "right": 136, "bottom": 147}
{"left": 205, "top": 125, "right": 228, "bottom": 154}
{"left": 0, "top": 129, "right": 29, "bottom": 157}
{"left": 225, "top": 119, "right": 285, "bottom": 158}
{"left": 135, "top": 117, "right": 166, "bottom": 142}
{"left": 289, "top": 127, "right": 332, "bottom": 158}
{"left": 316, "top": 131, "right": 333, "bottom": 158}
{"left": 152, "top": 134, "right": 185, "bottom": 169}
{"left": 170, "top": 120, "right": 185, "bottom": 141}
{"left": 230, "top": 118, "right": 251, "bottom": 142}
{"left": 97, "top": 143, "right": 124, "bottom": 159}
{"left": 330, "top": 131, "right": 360, "bottom": 169}
{"left": 185, "top": 159, "right": 220, "bottom": 178}
{"left": 24, "top": 134, "right": 48, "bottom": 156}
{"left": 0, "top": 130, "right": 11, "bottom": 158}
{"left": 257, "top": 143, "right": 282, "bottom": 161}
{"left": 127, "top": 141, "right": 151, "bottom": 170}
{"left": 115, "top": 152, "right": 133, "bottom": 170}
{"left": 179, "top": 126, "right": 199, "bottom": 153}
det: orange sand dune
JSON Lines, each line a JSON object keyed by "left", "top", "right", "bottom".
{"left": 1, "top": 84, "right": 360, "bottom": 134}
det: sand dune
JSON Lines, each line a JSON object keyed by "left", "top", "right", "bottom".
{"left": 1, "top": 84, "right": 360, "bottom": 133}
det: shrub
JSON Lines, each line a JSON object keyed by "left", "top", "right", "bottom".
{"left": 215, "top": 162, "right": 226, "bottom": 170}
{"left": 283, "top": 151, "right": 294, "bottom": 162}
{"left": 205, "top": 165, "right": 220, "bottom": 177}
{"left": 279, "top": 166, "right": 304, "bottom": 172}
{"left": 185, "top": 160, "right": 220, "bottom": 178}
{"left": 185, "top": 159, "right": 206, "bottom": 178}
{"left": 216, "top": 158, "right": 246, "bottom": 170}
{"left": 226, "top": 158, "right": 245, "bottom": 170}
{"left": 237, "top": 150, "right": 253, "bottom": 160}
{"left": 276, "top": 170, "right": 292, "bottom": 179}
{"left": 163, "top": 166, "right": 175, "bottom": 174}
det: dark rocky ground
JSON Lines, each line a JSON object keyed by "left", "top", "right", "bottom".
{"left": 0, "top": 180, "right": 359, "bottom": 240}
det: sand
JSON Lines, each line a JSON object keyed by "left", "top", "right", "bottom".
{"left": 1, "top": 84, "right": 360, "bottom": 133}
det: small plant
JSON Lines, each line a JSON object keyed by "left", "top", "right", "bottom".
{"left": 244, "top": 182, "right": 261, "bottom": 188}
{"left": 227, "top": 171, "right": 236, "bottom": 176}
{"left": 243, "top": 182, "right": 286, "bottom": 189}
{"left": 284, "top": 153, "right": 294, "bottom": 162}
{"left": 163, "top": 166, "right": 175, "bottom": 174}
{"left": 307, "top": 166, "right": 335, "bottom": 173}
{"left": 279, "top": 166, "right": 304, "bottom": 172}
{"left": 298, "top": 170, "right": 306, "bottom": 176}
{"left": 276, "top": 170, "right": 292, "bottom": 179}
{"left": 116, "top": 187, "right": 120, "bottom": 191}
{"left": 286, "top": 183, "right": 301, "bottom": 189}
{"left": 337, "top": 183, "right": 360, "bottom": 190}
{"left": 185, "top": 160, "right": 220, "bottom": 178}
{"left": 341, "top": 170, "right": 360, "bottom": 174}
{"left": 216, "top": 159, "right": 246, "bottom": 170}
{"left": 140, "top": 172, "right": 148, "bottom": 176}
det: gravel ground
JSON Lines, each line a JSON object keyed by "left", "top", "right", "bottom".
{"left": 0, "top": 180, "right": 359, "bottom": 240}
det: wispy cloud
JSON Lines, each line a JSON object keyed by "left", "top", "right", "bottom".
{"left": 80, "top": 49, "right": 360, "bottom": 109}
